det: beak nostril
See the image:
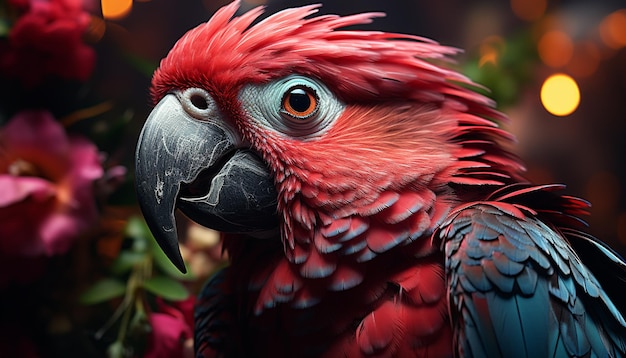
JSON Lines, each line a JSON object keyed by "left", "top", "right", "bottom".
{"left": 190, "top": 94, "right": 209, "bottom": 110}
{"left": 179, "top": 89, "right": 218, "bottom": 120}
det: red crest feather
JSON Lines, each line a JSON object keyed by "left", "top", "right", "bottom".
{"left": 152, "top": 0, "right": 493, "bottom": 112}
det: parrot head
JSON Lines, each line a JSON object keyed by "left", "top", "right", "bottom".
{"left": 136, "top": 1, "right": 521, "bottom": 274}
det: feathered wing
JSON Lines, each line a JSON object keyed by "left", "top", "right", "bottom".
{"left": 437, "top": 185, "right": 626, "bottom": 357}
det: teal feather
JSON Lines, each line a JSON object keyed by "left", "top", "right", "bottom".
{"left": 439, "top": 198, "right": 626, "bottom": 358}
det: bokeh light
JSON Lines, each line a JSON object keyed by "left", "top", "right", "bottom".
{"left": 510, "top": 0, "right": 546, "bottom": 21}
{"left": 101, "top": 0, "right": 133, "bottom": 20}
{"left": 600, "top": 9, "right": 626, "bottom": 49}
{"left": 85, "top": 16, "right": 107, "bottom": 43}
{"left": 540, "top": 73, "right": 580, "bottom": 116}
{"left": 478, "top": 36, "right": 505, "bottom": 67}
{"left": 566, "top": 41, "right": 602, "bottom": 78}
{"left": 538, "top": 30, "right": 573, "bottom": 68}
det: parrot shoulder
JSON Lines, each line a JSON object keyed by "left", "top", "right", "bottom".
{"left": 436, "top": 184, "right": 626, "bottom": 357}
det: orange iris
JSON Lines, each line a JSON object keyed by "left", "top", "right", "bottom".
{"left": 282, "top": 87, "right": 318, "bottom": 118}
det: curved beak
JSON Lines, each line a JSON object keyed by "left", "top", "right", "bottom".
{"left": 135, "top": 94, "right": 278, "bottom": 272}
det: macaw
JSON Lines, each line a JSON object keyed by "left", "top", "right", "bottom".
{"left": 135, "top": 1, "right": 626, "bottom": 357}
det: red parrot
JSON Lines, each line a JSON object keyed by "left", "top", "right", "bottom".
{"left": 135, "top": 1, "right": 626, "bottom": 357}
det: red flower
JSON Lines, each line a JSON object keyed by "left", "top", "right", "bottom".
{"left": 156, "top": 296, "right": 196, "bottom": 331}
{"left": 0, "top": 110, "right": 103, "bottom": 285}
{"left": 144, "top": 298, "right": 195, "bottom": 358}
{"left": 0, "top": 0, "right": 95, "bottom": 87}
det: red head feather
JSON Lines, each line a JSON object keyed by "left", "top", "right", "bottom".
{"left": 154, "top": 1, "right": 492, "bottom": 108}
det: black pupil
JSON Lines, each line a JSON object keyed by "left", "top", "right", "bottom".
{"left": 190, "top": 94, "right": 209, "bottom": 110}
{"left": 289, "top": 88, "right": 311, "bottom": 113}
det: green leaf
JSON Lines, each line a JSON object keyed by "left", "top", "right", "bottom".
{"left": 0, "top": 20, "right": 10, "bottom": 38}
{"left": 142, "top": 276, "right": 189, "bottom": 301}
{"left": 80, "top": 278, "right": 126, "bottom": 305}
{"left": 110, "top": 251, "right": 146, "bottom": 275}
{"left": 123, "top": 53, "right": 158, "bottom": 78}
{"left": 124, "top": 216, "right": 151, "bottom": 253}
{"left": 125, "top": 216, "right": 150, "bottom": 241}
{"left": 107, "top": 341, "right": 126, "bottom": 358}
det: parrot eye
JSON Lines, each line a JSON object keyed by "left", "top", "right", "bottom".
{"left": 281, "top": 86, "right": 318, "bottom": 120}
{"left": 239, "top": 75, "right": 344, "bottom": 139}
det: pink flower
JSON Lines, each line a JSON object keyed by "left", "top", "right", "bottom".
{"left": 0, "top": 0, "right": 95, "bottom": 87}
{"left": 0, "top": 110, "right": 103, "bottom": 285}
{"left": 144, "top": 310, "right": 194, "bottom": 358}
{"left": 156, "top": 296, "right": 196, "bottom": 331}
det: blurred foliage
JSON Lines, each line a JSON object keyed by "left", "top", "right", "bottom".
{"left": 462, "top": 30, "right": 539, "bottom": 108}
{"left": 79, "top": 217, "right": 191, "bottom": 357}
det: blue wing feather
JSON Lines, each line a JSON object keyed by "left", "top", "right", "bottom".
{"left": 438, "top": 199, "right": 626, "bottom": 358}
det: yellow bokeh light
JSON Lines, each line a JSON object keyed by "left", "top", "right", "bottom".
{"left": 101, "top": 0, "right": 132, "bottom": 20}
{"left": 540, "top": 74, "right": 580, "bottom": 116}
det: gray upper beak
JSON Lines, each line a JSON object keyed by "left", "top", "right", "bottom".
{"left": 135, "top": 92, "right": 278, "bottom": 273}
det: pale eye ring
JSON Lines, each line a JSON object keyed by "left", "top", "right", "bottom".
{"left": 281, "top": 86, "right": 318, "bottom": 120}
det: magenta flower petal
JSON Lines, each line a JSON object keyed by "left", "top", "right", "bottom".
{"left": 39, "top": 213, "right": 81, "bottom": 255}
{"left": 1, "top": 110, "right": 70, "bottom": 179}
{"left": 145, "top": 313, "right": 193, "bottom": 358}
{"left": 69, "top": 137, "right": 106, "bottom": 182}
{"left": 0, "top": 175, "right": 55, "bottom": 207}
{"left": 0, "top": 110, "right": 103, "bottom": 283}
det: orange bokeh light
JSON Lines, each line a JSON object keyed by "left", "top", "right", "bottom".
{"left": 85, "top": 16, "right": 106, "bottom": 43}
{"left": 538, "top": 30, "right": 573, "bottom": 68}
{"left": 566, "top": 41, "right": 601, "bottom": 78}
{"left": 101, "top": 0, "right": 132, "bottom": 20}
{"left": 478, "top": 36, "right": 505, "bottom": 67}
{"left": 511, "top": 0, "right": 547, "bottom": 21}
{"left": 600, "top": 9, "right": 626, "bottom": 49}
